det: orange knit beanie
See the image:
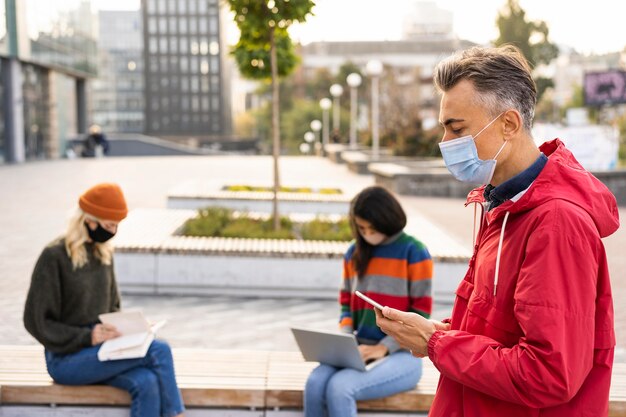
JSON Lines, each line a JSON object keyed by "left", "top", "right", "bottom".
{"left": 78, "top": 183, "right": 128, "bottom": 221}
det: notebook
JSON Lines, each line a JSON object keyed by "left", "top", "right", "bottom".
{"left": 290, "top": 327, "right": 386, "bottom": 372}
{"left": 97, "top": 309, "right": 166, "bottom": 361}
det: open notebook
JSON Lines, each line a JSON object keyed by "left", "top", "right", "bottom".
{"left": 97, "top": 309, "right": 166, "bottom": 361}
{"left": 290, "top": 327, "right": 386, "bottom": 372}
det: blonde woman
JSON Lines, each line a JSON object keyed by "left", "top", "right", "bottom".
{"left": 24, "top": 183, "right": 185, "bottom": 417}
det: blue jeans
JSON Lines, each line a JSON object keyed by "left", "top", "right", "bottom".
{"left": 304, "top": 350, "right": 422, "bottom": 417}
{"left": 45, "top": 339, "right": 184, "bottom": 417}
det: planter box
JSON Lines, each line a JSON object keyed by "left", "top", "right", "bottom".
{"left": 167, "top": 181, "right": 352, "bottom": 215}
{"left": 113, "top": 209, "right": 470, "bottom": 303}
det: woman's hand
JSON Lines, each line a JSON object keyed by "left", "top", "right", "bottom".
{"left": 358, "top": 344, "right": 388, "bottom": 363}
{"left": 91, "top": 323, "right": 121, "bottom": 345}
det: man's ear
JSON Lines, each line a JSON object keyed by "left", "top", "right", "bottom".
{"left": 502, "top": 109, "right": 523, "bottom": 139}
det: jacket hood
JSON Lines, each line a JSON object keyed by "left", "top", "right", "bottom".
{"left": 466, "top": 139, "right": 619, "bottom": 238}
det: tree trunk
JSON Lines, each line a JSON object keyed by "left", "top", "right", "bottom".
{"left": 270, "top": 27, "right": 281, "bottom": 231}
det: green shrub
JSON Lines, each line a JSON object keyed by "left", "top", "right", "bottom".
{"left": 183, "top": 207, "right": 233, "bottom": 237}
{"left": 300, "top": 218, "right": 353, "bottom": 241}
{"left": 181, "top": 207, "right": 350, "bottom": 241}
{"left": 221, "top": 216, "right": 295, "bottom": 239}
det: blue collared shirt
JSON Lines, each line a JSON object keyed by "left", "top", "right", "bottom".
{"left": 484, "top": 153, "right": 548, "bottom": 211}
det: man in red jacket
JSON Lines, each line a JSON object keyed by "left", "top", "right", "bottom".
{"left": 376, "top": 45, "right": 619, "bottom": 416}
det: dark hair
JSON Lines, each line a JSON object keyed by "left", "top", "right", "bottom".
{"left": 349, "top": 186, "right": 407, "bottom": 277}
{"left": 434, "top": 45, "right": 537, "bottom": 132}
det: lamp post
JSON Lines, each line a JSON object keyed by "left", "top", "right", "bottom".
{"left": 366, "top": 60, "right": 383, "bottom": 159}
{"left": 299, "top": 142, "right": 311, "bottom": 155}
{"left": 329, "top": 84, "right": 343, "bottom": 133}
{"left": 319, "top": 98, "right": 332, "bottom": 156}
{"left": 304, "top": 131, "right": 315, "bottom": 155}
{"left": 346, "top": 72, "right": 362, "bottom": 150}
{"left": 310, "top": 119, "right": 322, "bottom": 156}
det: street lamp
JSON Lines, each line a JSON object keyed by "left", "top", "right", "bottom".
{"left": 346, "top": 72, "right": 362, "bottom": 150}
{"left": 299, "top": 142, "right": 311, "bottom": 154}
{"left": 329, "top": 84, "right": 344, "bottom": 133}
{"left": 366, "top": 59, "right": 383, "bottom": 159}
{"left": 319, "top": 98, "right": 332, "bottom": 155}
{"left": 304, "top": 131, "right": 315, "bottom": 144}
{"left": 310, "top": 119, "right": 322, "bottom": 155}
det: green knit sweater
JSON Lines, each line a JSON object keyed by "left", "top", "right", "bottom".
{"left": 23, "top": 238, "right": 121, "bottom": 354}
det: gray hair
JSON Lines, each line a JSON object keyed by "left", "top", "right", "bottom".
{"left": 434, "top": 45, "right": 537, "bottom": 132}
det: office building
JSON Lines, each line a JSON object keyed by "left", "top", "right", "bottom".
{"left": 0, "top": 0, "right": 97, "bottom": 163}
{"left": 141, "top": 0, "right": 231, "bottom": 138}
{"left": 92, "top": 10, "right": 144, "bottom": 133}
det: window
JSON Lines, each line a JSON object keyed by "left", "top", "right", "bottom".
{"left": 158, "top": 0, "right": 166, "bottom": 13}
{"left": 170, "top": 37, "right": 178, "bottom": 54}
{"left": 180, "top": 57, "right": 188, "bottom": 72}
{"left": 190, "top": 76, "right": 199, "bottom": 92}
{"left": 209, "top": 16, "right": 218, "bottom": 35}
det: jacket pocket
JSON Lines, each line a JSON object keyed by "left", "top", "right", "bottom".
{"left": 465, "top": 293, "right": 522, "bottom": 347}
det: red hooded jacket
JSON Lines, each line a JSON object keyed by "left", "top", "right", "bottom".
{"left": 427, "top": 139, "right": 619, "bottom": 416}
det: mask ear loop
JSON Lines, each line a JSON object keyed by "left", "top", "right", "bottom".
{"left": 474, "top": 112, "right": 505, "bottom": 141}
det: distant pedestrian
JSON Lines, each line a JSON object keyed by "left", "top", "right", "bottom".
{"left": 304, "top": 185, "right": 433, "bottom": 417}
{"left": 82, "top": 124, "right": 109, "bottom": 157}
{"left": 23, "top": 183, "right": 185, "bottom": 417}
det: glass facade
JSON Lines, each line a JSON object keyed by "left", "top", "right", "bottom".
{"left": 93, "top": 10, "right": 144, "bottom": 133}
{"left": 22, "top": 63, "right": 50, "bottom": 159}
{"left": 0, "top": 59, "right": 4, "bottom": 163}
{"left": 0, "top": 0, "right": 95, "bottom": 163}
{"left": 143, "top": 0, "right": 226, "bottom": 136}
{"left": 0, "top": 0, "right": 7, "bottom": 56}
{"left": 21, "top": 0, "right": 97, "bottom": 77}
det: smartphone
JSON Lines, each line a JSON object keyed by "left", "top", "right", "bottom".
{"left": 355, "top": 291, "right": 385, "bottom": 310}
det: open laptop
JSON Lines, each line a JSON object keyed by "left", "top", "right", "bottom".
{"left": 290, "top": 327, "right": 385, "bottom": 372}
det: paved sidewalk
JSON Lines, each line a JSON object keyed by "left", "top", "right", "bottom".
{"left": 1, "top": 155, "right": 624, "bottom": 362}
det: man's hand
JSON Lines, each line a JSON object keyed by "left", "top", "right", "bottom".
{"left": 375, "top": 308, "right": 450, "bottom": 357}
{"left": 358, "top": 344, "right": 388, "bottom": 362}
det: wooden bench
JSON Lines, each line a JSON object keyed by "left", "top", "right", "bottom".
{"left": 0, "top": 345, "right": 624, "bottom": 416}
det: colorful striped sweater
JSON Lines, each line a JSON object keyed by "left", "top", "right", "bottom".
{"left": 339, "top": 231, "right": 433, "bottom": 353}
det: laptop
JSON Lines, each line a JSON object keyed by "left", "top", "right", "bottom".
{"left": 290, "top": 327, "right": 385, "bottom": 372}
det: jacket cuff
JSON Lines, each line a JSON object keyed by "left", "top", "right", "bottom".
{"left": 427, "top": 330, "right": 446, "bottom": 360}
{"left": 81, "top": 328, "right": 93, "bottom": 348}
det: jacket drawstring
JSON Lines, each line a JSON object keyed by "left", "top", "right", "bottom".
{"left": 493, "top": 211, "right": 510, "bottom": 297}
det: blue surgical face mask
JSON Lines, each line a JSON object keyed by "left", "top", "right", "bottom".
{"left": 438, "top": 113, "right": 507, "bottom": 185}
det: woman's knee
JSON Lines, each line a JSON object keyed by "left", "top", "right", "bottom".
{"left": 325, "top": 369, "right": 357, "bottom": 401}
{"left": 147, "top": 339, "right": 174, "bottom": 364}
{"left": 121, "top": 368, "right": 160, "bottom": 399}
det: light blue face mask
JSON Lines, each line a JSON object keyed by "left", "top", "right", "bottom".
{"left": 438, "top": 113, "right": 506, "bottom": 185}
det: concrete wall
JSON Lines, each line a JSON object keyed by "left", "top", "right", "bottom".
{"left": 114, "top": 251, "right": 465, "bottom": 303}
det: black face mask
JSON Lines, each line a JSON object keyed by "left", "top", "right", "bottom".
{"left": 84, "top": 222, "right": 115, "bottom": 243}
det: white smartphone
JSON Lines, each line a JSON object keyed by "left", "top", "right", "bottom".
{"left": 355, "top": 291, "right": 385, "bottom": 310}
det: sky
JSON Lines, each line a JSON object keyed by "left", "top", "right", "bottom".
{"left": 92, "top": 0, "right": 626, "bottom": 55}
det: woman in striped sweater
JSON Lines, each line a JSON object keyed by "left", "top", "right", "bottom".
{"left": 304, "top": 186, "right": 433, "bottom": 417}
